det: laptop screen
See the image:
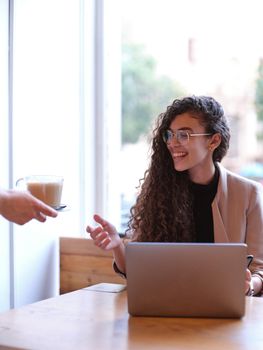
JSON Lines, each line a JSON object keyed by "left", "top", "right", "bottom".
{"left": 126, "top": 242, "right": 247, "bottom": 318}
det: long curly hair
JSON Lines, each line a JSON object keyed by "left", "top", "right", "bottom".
{"left": 126, "top": 95, "right": 230, "bottom": 242}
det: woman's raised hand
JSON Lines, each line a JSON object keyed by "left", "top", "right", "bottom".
{"left": 86, "top": 214, "right": 122, "bottom": 250}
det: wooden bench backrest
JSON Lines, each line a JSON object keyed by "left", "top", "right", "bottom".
{"left": 60, "top": 237, "right": 125, "bottom": 294}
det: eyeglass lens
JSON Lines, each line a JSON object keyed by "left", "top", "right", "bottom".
{"left": 163, "top": 130, "right": 189, "bottom": 144}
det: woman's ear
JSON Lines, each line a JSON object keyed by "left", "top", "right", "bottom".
{"left": 209, "top": 133, "right": 221, "bottom": 151}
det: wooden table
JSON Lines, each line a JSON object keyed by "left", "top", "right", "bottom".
{"left": 0, "top": 283, "right": 262, "bottom": 350}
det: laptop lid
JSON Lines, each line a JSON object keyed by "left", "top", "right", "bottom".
{"left": 126, "top": 242, "right": 247, "bottom": 318}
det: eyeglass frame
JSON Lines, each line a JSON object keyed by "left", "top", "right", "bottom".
{"left": 162, "top": 129, "right": 213, "bottom": 145}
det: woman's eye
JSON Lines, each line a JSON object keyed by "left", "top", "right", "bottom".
{"left": 179, "top": 132, "right": 188, "bottom": 139}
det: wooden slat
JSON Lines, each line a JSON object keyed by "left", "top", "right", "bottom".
{"left": 60, "top": 237, "right": 113, "bottom": 257}
{"left": 59, "top": 237, "right": 125, "bottom": 294}
{"left": 60, "top": 271, "right": 124, "bottom": 293}
{"left": 60, "top": 254, "right": 115, "bottom": 274}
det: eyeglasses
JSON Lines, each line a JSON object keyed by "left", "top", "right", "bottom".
{"left": 162, "top": 129, "right": 212, "bottom": 145}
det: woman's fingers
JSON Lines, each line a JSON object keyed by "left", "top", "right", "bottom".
{"left": 93, "top": 214, "right": 107, "bottom": 226}
{"left": 88, "top": 227, "right": 103, "bottom": 240}
{"left": 93, "top": 231, "right": 111, "bottom": 249}
{"left": 87, "top": 225, "right": 109, "bottom": 245}
{"left": 245, "top": 268, "right": 252, "bottom": 294}
{"left": 93, "top": 214, "right": 117, "bottom": 235}
{"left": 97, "top": 236, "right": 111, "bottom": 250}
{"left": 87, "top": 215, "right": 118, "bottom": 250}
{"left": 246, "top": 268, "right": 252, "bottom": 282}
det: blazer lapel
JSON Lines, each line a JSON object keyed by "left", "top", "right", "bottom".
{"left": 212, "top": 162, "right": 229, "bottom": 242}
{"left": 212, "top": 202, "right": 229, "bottom": 242}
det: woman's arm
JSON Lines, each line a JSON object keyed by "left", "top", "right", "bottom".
{"left": 245, "top": 184, "right": 263, "bottom": 295}
{"left": 86, "top": 214, "right": 126, "bottom": 274}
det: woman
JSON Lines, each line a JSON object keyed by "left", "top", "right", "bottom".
{"left": 87, "top": 95, "right": 263, "bottom": 296}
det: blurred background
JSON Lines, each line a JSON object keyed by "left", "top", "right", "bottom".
{"left": 120, "top": 0, "right": 263, "bottom": 230}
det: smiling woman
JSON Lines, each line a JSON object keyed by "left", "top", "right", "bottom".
{"left": 88, "top": 95, "right": 263, "bottom": 297}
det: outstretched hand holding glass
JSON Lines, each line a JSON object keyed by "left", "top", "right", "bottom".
{"left": 0, "top": 188, "right": 57, "bottom": 225}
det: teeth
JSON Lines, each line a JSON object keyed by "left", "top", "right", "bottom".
{"left": 173, "top": 152, "right": 186, "bottom": 157}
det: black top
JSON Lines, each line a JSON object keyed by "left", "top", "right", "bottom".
{"left": 190, "top": 166, "right": 219, "bottom": 242}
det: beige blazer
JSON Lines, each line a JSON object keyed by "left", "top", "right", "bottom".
{"left": 213, "top": 163, "right": 263, "bottom": 280}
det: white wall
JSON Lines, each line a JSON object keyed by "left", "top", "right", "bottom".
{"left": 0, "top": 0, "right": 11, "bottom": 312}
{"left": 13, "top": 223, "right": 59, "bottom": 307}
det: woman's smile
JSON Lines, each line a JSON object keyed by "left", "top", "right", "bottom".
{"left": 170, "top": 150, "right": 188, "bottom": 168}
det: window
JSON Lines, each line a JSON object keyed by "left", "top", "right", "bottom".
{"left": 120, "top": 0, "right": 263, "bottom": 229}
{"left": 11, "top": 0, "right": 122, "bottom": 235}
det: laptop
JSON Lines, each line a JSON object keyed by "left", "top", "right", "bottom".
{"left": 126, "top": 242, "right": 247, "bottom": 318}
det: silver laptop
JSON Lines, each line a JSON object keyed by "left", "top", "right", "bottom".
{"left": 126, "top": 242, "right": 247, "bottom": 318}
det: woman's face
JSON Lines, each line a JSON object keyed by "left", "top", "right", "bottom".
{"left": 166, "top": 113, "right": 218, "bottom": 184}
